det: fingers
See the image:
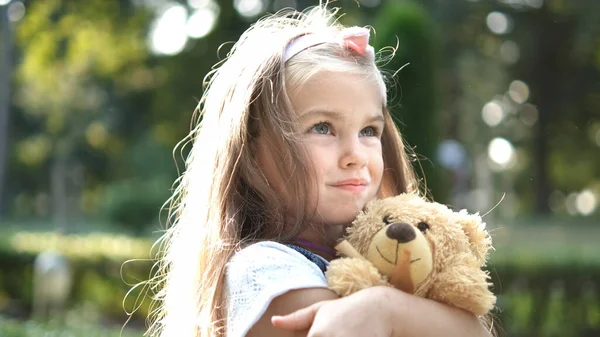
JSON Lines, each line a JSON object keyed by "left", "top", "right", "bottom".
{"left": 271, "top": 301, "right": 325, "bottom": 331}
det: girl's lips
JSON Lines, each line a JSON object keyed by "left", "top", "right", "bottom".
{"left": 332, "top": 178, "right": 368, "bottom": 186}
{"left": 331, "top": 179, "right": 368, "bottom": 192}
{"left": 334, "top": 184, "right": 366, "bottom": 192}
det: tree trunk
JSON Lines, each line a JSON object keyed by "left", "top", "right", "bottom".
{"left": 529, "top": 6, "right": 574, "bottom": 214}
{"left": 0, "top": 6, "right": 14, "bottom": 217}
{"left": 51, "top": 140, "right": 70, "bottom": 230}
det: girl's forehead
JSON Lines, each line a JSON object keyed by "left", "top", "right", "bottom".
{"left": 289, "top": 71, "right": 385, "bottom": 116}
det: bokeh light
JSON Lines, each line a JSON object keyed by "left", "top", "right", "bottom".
{"left": 497, "top": 0, "right": 544, "bottom": 9}
{"left": 149, "top": 3, "right": 188, "bottom": 56}
{"left": 508, "top": 80, "right": 530, "bottom": 104}
{"left": 187, "top": 6, "right": 219, "bottom": 39}
{"left": 520, "top": 103, "right": 539, "bottom": 126}
{"left": 565, "top": 192, "right": 578, "bottom": 215}
{"left": 486, "top": 11, "right": 511, "bottom": 35}
{"left": 436, "top": 139, "right": 467, "bottom": 170}
{"left": 488, "top": 137, "right": 515, "bottom": 168}
{"left": 576, "top": 190, "right": 597, "bottom": 216}
{"left": 526, "top": 0, "right": 544, "bottom": 8}
{"left": 16, "top": 136, "right": 51, "bottom": 166}
{"left": 187, "top": 0, "right": 211, "bottom": 8}
{"left": 0, "top": 0, "right": 11, "bottom": 6}
{"left": 595, "top": 129, "right": 600, "bottom": 147}
{"left": 549, "top": 190, "right": 566, "bottom": 213}
{"left": 7, "top": 0, "right": 24, "bottom": 22}
{"left": 234, "top": 0, "right": 265, "bottom": 18}
{"left": 500, "top": 40, "right": 520, "bottom": 64}
{"left": 86, "top": 122, "right": 109, "bottom": 149}
{"left": 482, "top": 101, "right": 505, "bottom": 127}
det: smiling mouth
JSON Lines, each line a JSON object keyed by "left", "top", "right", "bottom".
{"left": 376, "top": 245, "right": 421, "bottom": 265}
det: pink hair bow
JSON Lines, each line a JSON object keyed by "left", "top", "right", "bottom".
{"left": 341, "top": 26, "right": 375, "bottom": 60}
{"left": 283, "top": 26, "right": 375, "bottom": 62}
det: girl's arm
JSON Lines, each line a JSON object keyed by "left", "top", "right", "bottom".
{"left": 246, "top": 287, "right": 339, "bottom": 337}
{"left": 270, "top": 286, "right": 492, "bottom": 337}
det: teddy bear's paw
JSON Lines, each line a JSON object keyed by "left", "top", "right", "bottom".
{"left": 326, "top": 257, "right": 389, "bottom": 297}
{"left": 430, "top": 265, "right": 497, "bottom": 316}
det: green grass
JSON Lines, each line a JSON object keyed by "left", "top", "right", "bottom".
{"left": 0, "top": 302, "right": 145, "bottom": 336}
{"left": 0, "top": 317, "right": 144, "bottom": 337}
{"left": 488, "top": 219, "right": 600, "bottom": 266}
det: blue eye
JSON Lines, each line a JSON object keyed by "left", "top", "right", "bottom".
{"left": 360, "top": 126, "right": 377, "bottom": 137}
{"left": 311, "top": 122, "right": 330, "bottom": 135}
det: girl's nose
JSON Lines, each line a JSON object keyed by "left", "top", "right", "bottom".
{"left": 339, "top": 138, "right": 369, "bottom": 168}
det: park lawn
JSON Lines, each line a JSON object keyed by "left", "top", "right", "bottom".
{"left": 488, "top": 216, "right": 600, "bottom": 267}
{"left": 0, "top": 316, "right": 144, "bottom": 337}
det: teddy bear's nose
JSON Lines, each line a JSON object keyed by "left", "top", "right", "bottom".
{"left": 386, "top": 223, "right": 416, "bottom": 243}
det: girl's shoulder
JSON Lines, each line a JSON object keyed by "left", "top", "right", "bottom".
{"left": 225, "top": 241, "right": 328, "bottom": 337}
{"left": 227, "top": 240, "right": 326, "bottom": 275}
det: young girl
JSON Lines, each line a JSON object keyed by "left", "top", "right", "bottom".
{"left": 147, "top": 4, "right": 493, "bottom": 337}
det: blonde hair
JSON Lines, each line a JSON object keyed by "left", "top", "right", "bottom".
{"left": 146, "top": 5, "right": 418, "bottom": 337}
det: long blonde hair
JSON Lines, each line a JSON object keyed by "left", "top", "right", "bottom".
{"left": 147, "top": 5, "right": 418, "bottom": 337}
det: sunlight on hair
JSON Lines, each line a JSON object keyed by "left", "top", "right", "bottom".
{"left": 144, "top": 5, "right": 420, "bottom": 337}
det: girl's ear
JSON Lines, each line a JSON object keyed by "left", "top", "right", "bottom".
{"left": 456, "top": 211, "right": 493, "bottom": 266}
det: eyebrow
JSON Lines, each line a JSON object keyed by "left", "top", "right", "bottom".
{"left": 299, "top": 109, "right": 385, "bottom": 124}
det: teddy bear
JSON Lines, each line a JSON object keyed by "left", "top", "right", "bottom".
{"left": 326, "top": 193, "right": 496, "bottom": 316}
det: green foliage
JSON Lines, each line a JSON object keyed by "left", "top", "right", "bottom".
{"left": 489, "top": 264, "right": 600, "bottom": 337}
{"left": 100, "top": 177, "right": 171, "bottom": 235}
{"left": 372, "top": 1, "right": 447, "bottom": 200}
{"left": 15, "top": 0, "right": 151, "bottom": 120}
{"left": 0, "top": 243, "right": 153, "bottom": 325}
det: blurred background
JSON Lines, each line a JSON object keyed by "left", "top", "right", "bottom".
{"left": 0, "top": 0, "right": 598, "bottom": 336}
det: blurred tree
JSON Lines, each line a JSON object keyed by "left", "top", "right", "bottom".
{"left": 508, "top": 0, "right": 600, "bottom": 215}
{"left": 373, "top": 0, "right": 447, "bottom": 201}
{"left": 0, "top": 4, "right": 14, "bottom": 217}
{"left": 431, "top": 0, "right": 600, "bottom": 216}
{"left": 13, "top": 0, "right": 153, "bottom": 227}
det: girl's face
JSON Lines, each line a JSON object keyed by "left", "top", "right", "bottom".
{"left": 257, "top": 71, "right": 385, "bottom": 229}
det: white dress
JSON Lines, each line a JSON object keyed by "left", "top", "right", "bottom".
{"left": 225, "top": 241, "right": 329, "bottom": 337}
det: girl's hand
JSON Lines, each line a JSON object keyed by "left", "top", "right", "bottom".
{"left": 271, "top": 286, "right": 399, "bottom": 337}
{"left": 272, "top": 285, "right": 492, "bottom": 337}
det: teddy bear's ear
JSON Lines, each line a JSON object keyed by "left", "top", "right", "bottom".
{"left": 456, "top": 210, "right": 493, "bottom": 266}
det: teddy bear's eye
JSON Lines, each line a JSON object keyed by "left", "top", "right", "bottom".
{"left": 383, "top": 215, "right": 393, "bottom": 224}
{"left": 417, "top": 222, "right": 430, "bottom": 233}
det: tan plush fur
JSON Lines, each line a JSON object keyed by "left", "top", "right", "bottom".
{"left": 325, "top": 193, "right": 496, "bottom": 316}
